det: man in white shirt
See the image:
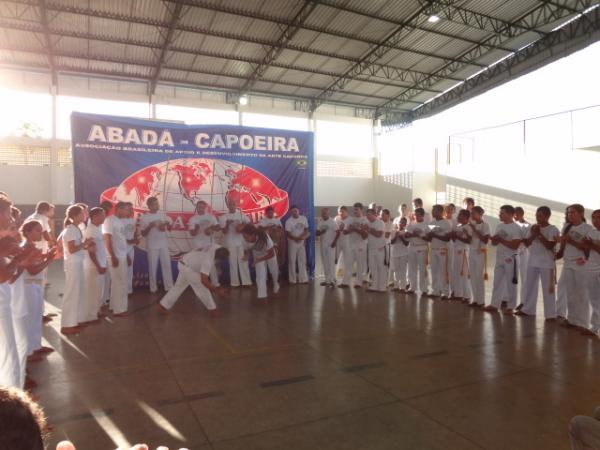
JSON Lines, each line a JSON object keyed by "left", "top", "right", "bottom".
{"left": 103, "top": 202, "right": 130, "bottom": 316}
{"left": 139, "top": 197, "right": 174, "bottom": 294}
{"left": 123, "top": 203, "right": 139, "bottom": 294}
{"left": 83, "top": 207, "right": 107, "bottom": 322}
{"left": 340, "top": 202, "right": 368, "bottom": 288}
{"left": 285, "top": 205, "right": 309, "bottom": 284}
{"left": 484, "top": 205, "right": 524, "bottom": 314}
{"left": 366, "top": 208, "right": 386, "bottom": 292}
{"left": 427, "top": 205, "right": 453, "bottom": 298}
{"left": 390, "top": 216, "right": 409, "bottom": 291}
{"left": 316, "top": 208, "right": 339, "bottom": 287}
{"left": 220, "top": 199, "right": 251, "bottom": 287}
{"left": 258, "top": 205, "right": 285, "bottom": 267}
{"left": 583, "top": 209, "right": 600, "bottom": 336}
{"left": 518, "top": 206, "right": 559, "bottom": 319}
{"left": 406, "top": 208, "right": 430, "bottom": 294}
{"left": 412, "top": 198, "right": 432, "bottom": 224}
{"left": 188, "top": 200, "right": 221, "bottom": 286}
{"left": 334, "top": 206, "right": 349, "bottom": 279}
{"left": 467, "top": 206, "right": 490, "bottom": 307}
{"left": 158, "top": 245, "right": 228, "bottom": 318}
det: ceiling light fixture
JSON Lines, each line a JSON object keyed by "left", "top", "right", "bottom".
{"left": 428, "top": 14, "right": 441, "bottom": 23}
{"left": 239, "top": 94, "right": 249, "bottom": 106}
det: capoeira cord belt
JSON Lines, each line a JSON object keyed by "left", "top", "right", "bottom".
{"left": 512, "top": 254, "right": 518, "bottom": 285}
{"left": 459, "top": 249, "right": 469, "bottom": 278}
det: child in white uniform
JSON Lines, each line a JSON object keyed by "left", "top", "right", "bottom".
{"left": 406, "top": 208, "right": 430, "bottom": 294}
{"left": 390, "top": 216, "right": 409, "bottom": 291}
{"left": 334, "top": 206, "right": 349, "bottom": 278}
{"left": 220, "top": 200, "right": 251, "bottom": 287}
{"left": 83, "top": 208, "right": 107, "bottom": 323}
{"left": 514, "top": 206, "right": 531, "bottom": 309}
{"left": 518, "top": 206, "right": 558, "bottom": 319}
{"left": 427, "top": 205, "right": 453, "bottom": 298}
{"left": 559, "top": 204, "right": 593, "bottom": 330}
{"left": 139, "top": 196, "right": 174, "bottom": 293}
{"left": 316, "top": 208, "right": 339, "bottom": 286}
{"left": 103, "top": 202, "right": 130, "bottom": 317}
{"left": 365, "top": 208, "right": 387, "bottom": 292}
{"left": 285, "top": 205, "right": 309, "bottom": 284}
{"left": 451, "top": 209, "right": 471, "bottom": 302}
{"left": 61, "top": 205, "right": 89, "bottom": 334}
{"left": 583, "top": 210, "right": 600, "bottom": 336}
{"left": 340, "top": 203, "right": 368, "bottom": 288}
{"left": 467, "top": 206, "right": 490, "bottom": 307}
{"left": 242, "top": 225, "right": 280, "bottom": 300}
{"left": 484, "top": 205, "right": 523, "bottom": 314}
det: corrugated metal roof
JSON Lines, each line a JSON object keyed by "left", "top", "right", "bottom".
{"left": 0, "top": 0, "right": 594, "bottom": 117}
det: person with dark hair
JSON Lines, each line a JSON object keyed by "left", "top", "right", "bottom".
{"left": 583, "top": 210, "right": 600, "bottom": 337}
{"left": 220, "top": 199, "right": 251, "bottom": 288}
{"left": 285, "top": 205, "right": 309, "bottom": 284}
{"left": 242, "top": 224, "right": 280, "bottom": 300}
{"left": 467, "top": 206, "right": 490, "bottom": 307}
{"left": 99, "top": 200, "right": 113, "bottom": 216}
{"left": 428, "top": 205, "right": 453, "bottom": 299}
{"left": 158, "top": 245, "right": 228, "bottom": 317}
{"left": 340, "top": 202, "right": 368, "bottom": 288}
{"left": 484, "top": 205, "right": 523, "bottom": 314}
{"left": 103, "top": 202, "right": 130, "bottom": 318}
{"left": 25, "top": 201, "right": 55, "bottom": 251}
{"left": 462, "top": 197, "right": 475, "bottom": 212}
{"left": 0, "top": 386, "right": 47, "bottom": 450}
{"left": 412, "top": 198, "right": 432, "bottom": 223}
{"left": 258, "top": 205, "right": 285, "bottom": 267}
{"left": 83, "top": 207, "right": 107, "bottom": 323}
{"left": 390, "top": 216, "right": 409, "bottom": 292}
{"left": 518, "top": 206, "right": 559, "bottom": 320}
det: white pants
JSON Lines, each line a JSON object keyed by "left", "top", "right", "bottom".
{"left": 62, "top": 259, "right": 84, "bottom": 328}
{"left": 522, "top": 266, "right": 556, "bottom": 318}
{"left": 368, "top": 247, "right": 386, "bottom": 291}
{"left": 256, "top": 256, "right": 280, "bottom": 298}
{"left": 451, "top": 248, "right": 471, "bottom": 299}
{"left": 469, "top": 249, "right": 487, "bottom": 304}
{"left": 430, "top": 248, "right": 450, "bottom": 296}
{"left": 391, "top": 254, "right": 408, "bottom": 289}
{"left": 227, "top": 244, "right": 251, "bottom": 287}
{"left": 556, "top": 268, "right": 568, "bottom": 318}
{"left": 288, "top": 239, "right": 308, "bottom": 283}
{"left": 103, "top": 268, "right": 111, "bottom": 302}
{"left": 0, "top": 284, "right": 20, "bottom": 387}
{"left": 85, "top": 266, "right": 106, "bottom": 322}
{"left": 490, "top": 255, "right": 518, "bottom": 308}
{"left": 563, "top": 266, "right": 590, "bottom": 328}
{"left": 127, "top": 248, "right": 134, "bottom": 294}
{"left": 160, "top": 263, "right": 216, "bottom": 311}
{"left": 24, "top": 282, "right": 43, "bottom": 354}
{"left": 147, "top": 247, "right": 174, "bottom": 292}
{"left": 336, "top": 242, "right": 345, "bottom": 276}
{"left": 342, "top": 246, "right": 367, "bottom": 285}
{"left": 518, "top": 249, "right": 529, "bottom": 305}
{"left": 585, "top": 271, "right": 600, "bottom": 333}
{"left": 320, "top": 242, "right": 336, "bottom": 284}
{"left": 210, "top": 265, "right": 220, "bottom": 287}
{"left": 569, "top": 407, "right": 600, "bottom": 450}
{"left": 13, "top": 313, "right": 28, "bottom": 388}
{"left": 109, "top": 257, "right": 129, "bottom": 315}
{"left": 408, "top": 247, "right": 428, "bottom": 293}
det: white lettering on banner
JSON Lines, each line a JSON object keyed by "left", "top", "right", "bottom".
{"left": 87, "top": 125, "right": 175, "bottom": 147}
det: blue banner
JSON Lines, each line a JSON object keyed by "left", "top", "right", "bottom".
{"left": 71, "top": 112, "right": 315, "bottom": 288}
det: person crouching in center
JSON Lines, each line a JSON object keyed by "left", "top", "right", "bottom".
{"left": 242, "top": 224, "right": 279, "bottom": 304}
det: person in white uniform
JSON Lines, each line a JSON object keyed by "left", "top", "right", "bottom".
{"left": 242, "top": 224, "right": 280, "bottom": 300}
{"left": 483, "top": 205, "right": 523, "bottom": 314}
{"left": 467, "top": 206, "right": 490, "bottom": 307}
{"left": 412, "top": 198, "right": 432, "bottom": 224}
{"left": 406, "top": 208, "right": 430, "bottom": 294}
{"left": 380, "top": 209, "right": 394, "bottom": 286}
{"left": 569, "top": 406, "right": 600, "bottom": 450}
{"left": 427, "top": 205, "right": 453, "bottom": 298}
{"left": 366, "top": 208, "right": 387, "bottom": 292}
{"left": 517, "top": 206, "right": 559, "bottom": 320}
{"left": 258, "top": 205, "right": 285, "bottom": 272}
{"left": 158, "top": 245, "right": 228, "bottom": 317}
{"left": 582, "top": 209, "right": 600, "bottom": 336}
{"left": 559, "top": 204, "right": 593, "bottom": 330}
{"left": 514, "top": 206, "right": 531, "bottom": 309}
{"left": 315, "top": 208, "right": 339, "bottom": 287}
{"left": 123, "top": 203, "right": 138, "bottom": 294}
{"left": 83, "top": 208, "right": 107, "bottom": 323}
{"left": 285, "top": 205, "right": 309, "bottom": 284}
{"left": 340, "top": 203, "right": 368, "bottom": 288}
{"left": 390, "top": 216, "right": 409, "bottom": 291}
{"left": 451, "top": 209, "right": 472, "bottom": 302}
{"left": 220, "top": 200, "right": 251, "bottom": 287}
{"left": 188, "top": 200, "right": 221, "bottom": 286}
{"left": 60, "top": 205, "right": 90, "bottom": 334}
{"left": 334, "top": 206, "right": 349, "bottom": 279}
{"left": 139, "top": 196, "right": 174, "bottom": 293}
{"left": 24, "top": 201, "right": 55, "bottom": 253}
{"left": 103, "top": 202, "right": 131, "bottom": 317}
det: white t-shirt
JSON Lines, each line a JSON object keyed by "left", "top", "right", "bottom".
{"left": 517, "top": 221, "right": 531, "bottom": 253}
{"left": 11, "top": 273, "right": 27, "bottom": 318}
{"left": 259, "top": 217, "right": 283, "bottom": 228}
{"left": 122, "top": 218, "right": 136, "bottom": 251}
{"left": 585, "top": 228, "right": 600, "bottom": 272}
{"left": 318, "top": 217, "right": 338, "bottom": 248}
{"left": 219, "top": 210, "right": 250, "bottom": 247}
{"left": 346, "top": 216, "right": 368, "bottom": 248}
{"left": 453, "top": 223, "right": 470, "bottom": 251}
{"left": 181, "top": 246, "right": 215, "bottom": 275}
{"left": 391, "top": 217, "right": 409, "bottom": 257}
{"left": 84, "top": 222, "right": 107, "bottom": 269}
{"left": 188, "top": 213, "right": 218, "bottom": 250}
{"left": 469, "top": 221, "right": 490, "bottom": 251}
{"left": 334, "top": 215, "right": 349, "bottom": 248}
{"left": 285, "top": 215, "right": 309, "bottom": 239}
{"left": 493, "top": 222, "right": 523, "bottom": 260}
{"left": 62, "top": 223, "right": 84, "bottom": 262}
{"left": 407, "top": 221, "right": 429, "bottom": 248}
{"left": 247, "top": 235, "right": 275, "bottom": 260}
{"left": 383, "top": 220, "right": 393, "bottom": 244}
{"left": 527, "top": 224, "right": 559, "bottom": 269}
{"left": 429, "top": 219, "right": 452, "bottom": 250}
{"left": 25, "top": 213, "right": 51, "bottom": 252}
{"left": 139, "top": 212, "right": 172, "bottom": 250}
{"left": 366, "top": 218, "right": 386, "bottom": 250}
{"left": 563, "top": 222, "right": 593, "bottom": 269}
{"left": 103, "top": 216, "right": 129, "bottom": 259}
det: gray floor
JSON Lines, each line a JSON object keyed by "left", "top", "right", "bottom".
{"left": 32, "top": 255, "right": 600, "bottom": 450}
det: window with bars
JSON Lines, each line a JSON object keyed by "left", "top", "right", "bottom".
{"left": 0, "top": 145, "right": 51, "bottom": 166}
{"left": 316, "top": 159, "right": 372, "bottom": 178}
{"left": 381, "top": 172, "right": 413, "bottom": 189}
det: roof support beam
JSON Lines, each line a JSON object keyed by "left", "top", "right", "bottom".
{"left": 37, "top": 0, "right": 56, "bottom": 85}
{"left": 149, "top": 2, "right": 184, "bottom": 95}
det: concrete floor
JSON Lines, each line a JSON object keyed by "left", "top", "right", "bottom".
{"left": 33, "top": 256, "right": 600, "bottom": 450}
